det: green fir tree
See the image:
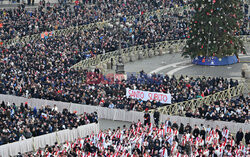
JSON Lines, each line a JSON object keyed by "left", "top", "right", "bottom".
{"left": 183, "top": 0, "right": 246, "bottom": 59}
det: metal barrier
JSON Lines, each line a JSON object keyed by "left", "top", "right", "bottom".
{"left": 0, "top": 94, "right": 249, "bottom": 134}
{"left": 149, "top": 83, "right": 246, "bottom": 115}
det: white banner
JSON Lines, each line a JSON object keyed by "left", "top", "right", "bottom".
{"left": 126, "top": 88, "right": 171, "bottom": 104}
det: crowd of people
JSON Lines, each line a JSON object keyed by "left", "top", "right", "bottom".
{"left": 185, "top": 94, "right": 250, "bottom": 123}
{"left": 0, "top": 0, "right": 194, "bottom": 41}
{"left": 19, "top": 119, "right": 250, "bottom": 157}
{"left": 0, "top": 0, "right": 193, "bottom": 109}
{"left": 101, "top": 73, "right": 238, "bottom": 110}
{"left": 0, "top": 0, "right": 247, "bottom": 108}
{"left": 0, "top": 1, "right": 249, "bottom": 157}
{"left": 0, "top": 51, "right": 239, "bottom": 110}
{"left": 0, "top": 0, "right": 248, "bottom": 41}
{"left": 0, "top": 10, "right": 189, "bottom": 62}
{"left": 0, "top": 101, "right": 98, "bottom": 145}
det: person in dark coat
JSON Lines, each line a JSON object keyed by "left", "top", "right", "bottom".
{"left": 245, "top": 131, "right": 250, "bottom": 145}
{"left": 193, "top": 125, "right": 200, "bottom": 138}
{"left": 179, "top": 123, "right": 184, "bottom": 135}
{"left": 184, "top": 123, "right": 192, "bottom": 133}
{"left": 236, "top": 128, "right": 244, "bottom": 145}
{"left": 144, "top": 109, "right": 151, "bottom": 126}
{"left": 200, "top": 126, "right": 206, "bottom": 140}
{"left": 153, "top": 110, "right": 160, "bottom": 126}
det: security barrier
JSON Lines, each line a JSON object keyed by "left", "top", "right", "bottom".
{"left": 71, "top": 35, "right": 249, "bottom": 70}
{"left": 71, "top": 39, "right": 187, "bottom": 70}
{"left": 149, "top": 83, "right": 246, "bottom": 115}
{"left": 0, "top": 123, "right": 99, "bottom": 157}
{"left": 0, "top": 94, "right": 249, "bottom": 135}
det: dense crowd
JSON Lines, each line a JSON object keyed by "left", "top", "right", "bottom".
{"left": 0, "top": 0, "right": 248, "bottom": 41}
{"left": 101, "top": 73, "right": 238, "bottom": 110}
{"left": 0, "top": 2, "right": 249, "bottom": 157}
{"left": 21, "top": 119, "right": 250, "bottom": 157}
{"left": 0, "top": 52, "right": 238, "bottom": 109}
{"left": 185, "top": 94, "right": 250, "bottom": 123}
{"left": 0, "top": 0, "right": 193, "bottom": 41}
{"left": 0, "top": 10, "right": 189, "bottom": 63}
{"left": 0, "top": 1, "right": 247, "bottom": 109}
{"left": 0, "top": 101, "right": 98, "bottom": 145}
{"left": 0, "top": 1, "right": 191, "bottom": 106}
{"left": 0, "top": 0, "right": 227, "bottom": 113}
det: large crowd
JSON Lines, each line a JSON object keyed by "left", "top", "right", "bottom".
{"left": 0, "top": 101, "right": 98, "bottom": 145}
{"left": 0, "top": 0, "right": 194, "bottom": 41}
{"left": 20, "top": 119, "right": 250, "bottom": 157}
{"left": 185, "top": 94, "right": 250, "bottom": 123}
{"left": 0, "top": 0, "right": 193, "bottom": 107}
{"left": 0, "top": 10, "right": 189, "bottom": 62}
{"left": 0, "top": 53, "right": 239, "bottom": 108}
{"left": 0, "top": 0, "right": 248, "bottom": 41}
{"left": 0, "top": 1, "right": 248, "bottom": 108}
{"left": 0, "top": 1, "right": 249, "bottom": 157}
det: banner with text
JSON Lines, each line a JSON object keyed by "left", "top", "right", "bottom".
{"left": 126, "top": 88, "right": 171, "bottom": 104}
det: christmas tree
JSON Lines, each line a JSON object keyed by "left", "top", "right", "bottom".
{"left": 183, "top": 0, "right": 246, "bottom": 62}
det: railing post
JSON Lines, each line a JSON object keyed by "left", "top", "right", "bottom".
{"left": 228, "top": 85, "right": 231, "bottom": 100}
{"left": 32, "top": 137, "right": 35, "bottom": 152}
{"left": 56, "top": 131, "right": 60, "bottom": 145}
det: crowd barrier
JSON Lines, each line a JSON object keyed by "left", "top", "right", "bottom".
{"left": 71, "top": 39, "right": 187, "bottom": 70}
{"left": 0, "top": 123, "right": 99, "bottom": 157}
{"left": 0, "top": 94, "right": 249, "bottom": 134}
{"left": 71, "top": 35, "right": 250, "bottom": 71}
{"left": 152, "top": 83, "right": 246, "bottom": 115}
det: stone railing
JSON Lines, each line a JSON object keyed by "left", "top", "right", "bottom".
{"left": 4, "top": 21, "right": 108, "bottom": 47}
{"left": 71, "top": 35, "right": 250, "bottom": 71}
{"left": 71, "top": 39, "right": 187, "bottom": 71}
{"left": 149, "top": 83, "right": 246, "bottom": 115}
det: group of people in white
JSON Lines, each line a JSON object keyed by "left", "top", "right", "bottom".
{"left": 32, "top": 119, "right": 250, "bottom": 157}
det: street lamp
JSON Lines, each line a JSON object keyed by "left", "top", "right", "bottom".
{"left": 115, "top": 13, "right": 125, "bottom": 74}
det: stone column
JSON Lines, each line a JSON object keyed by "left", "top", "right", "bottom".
{"left": 148, "top": 50, "right": 154, "bottom": 58}
{"left": 138, "top": 51, "right": 144, "bottom": 60}
{"left": 107, "top": 61, "right": 112, "bottom": 69}
{"left": 159, "top": 47, "right": 163, "bottom": 56}
{"left": 245, "top": 69, "right": 250, "bottom": 92}
{"left": 242, "top": 63, "right": 250, "bottom": 91}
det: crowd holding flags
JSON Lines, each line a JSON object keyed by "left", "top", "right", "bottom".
{"left": 41, "top": 31, "right": 54, "bottom": 39}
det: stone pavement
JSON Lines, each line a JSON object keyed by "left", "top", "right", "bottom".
{"left": 122, "top": 53, "right": 250, "bottom": 79}
{"left": 122, "top": 43, "right": 250, "bottom": 79}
